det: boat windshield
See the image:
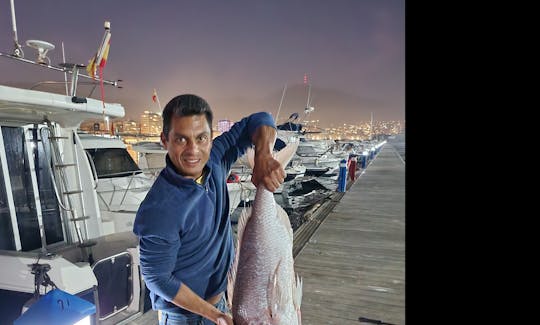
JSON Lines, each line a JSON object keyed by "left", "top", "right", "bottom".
{"left": 86, "top": 148, "right": 142, "bottom": 178}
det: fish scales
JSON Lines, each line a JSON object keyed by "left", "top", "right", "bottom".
{"left": 228, "top": 142, "right": 302, "bottom": 325}
{"left": 232, "top": 189, "right": 300, "bottom": 324}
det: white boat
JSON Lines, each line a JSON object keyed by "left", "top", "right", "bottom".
{"left": 0, "top": 5, "right": 149, "bottom": 323}
{"left": 131, "top": 141, "right": 166, "bottom": 174}
{"left": 80, "top": 133, "right": 156, "bottom": 235}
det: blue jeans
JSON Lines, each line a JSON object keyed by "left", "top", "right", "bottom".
{"left": 158, "top": 295, "right": 229, "bottom": 325}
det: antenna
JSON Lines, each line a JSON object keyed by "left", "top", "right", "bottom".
{"left": 26, "top": 39, "right": 55, "bottom": 65}
{"left": 9, "top": 0, "right": 24, "bottom": 57}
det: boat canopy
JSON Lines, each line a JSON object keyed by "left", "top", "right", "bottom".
{"left": 0, "top": 85, "right": 124, "bottom": 128}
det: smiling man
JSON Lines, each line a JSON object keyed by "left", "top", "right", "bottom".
{"left": 133, "top": 94, "right": 285, "bottom": 325}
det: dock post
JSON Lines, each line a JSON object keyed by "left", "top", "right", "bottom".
{"left": 360, "top": 151, "right": 368, "bottom": 169}
{"left": 348, "top": 155, "right": 357, "bottom": 181}
{"left": 337, "top": 159, "right": 347, "bottom": 192}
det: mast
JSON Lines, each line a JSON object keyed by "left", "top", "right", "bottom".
{"left": 275, "top": 83, "right": 287, "bottom": 124}
{"left": 306, "top": 83, "right": 312, "bottom": 108}
{"left": 370, "top": 111, "right": 374, "bottom": 140}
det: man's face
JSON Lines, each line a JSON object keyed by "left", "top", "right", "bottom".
{"left": 161, "top": 114, "right": 212, "bottom": 179}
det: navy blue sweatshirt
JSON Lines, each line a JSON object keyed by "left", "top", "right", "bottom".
{"left": 133, "top": 112, "right": 275, "bottom": 315}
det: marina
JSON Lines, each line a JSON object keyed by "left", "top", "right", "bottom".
{"left": 132, "top": 137, "right": 405, "bottom": 324}
{"left": 0, "top": 2, "right": 405, "bottom": 323}
{"left": 0, "top": 79, "right": 404, "bottom": 324}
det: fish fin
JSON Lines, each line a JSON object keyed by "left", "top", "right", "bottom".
{"left": 291, "top": 273, "right": 303, "bottom": 324}
{"left": 227, "top": 206, "right": 253, "bottom": 309}
{"left": 226, "top": 267, "right": 235, "bottom": 310}
{"left": 293, "top": 273, "right": 303, "bottom": 310}
{"left": 276, "top": 204, "right": 293, "bottom": 241}
{"left": 246, "top": 147, "right": 255, "bottom": 170}
{"left": 267, "top": 259, "right": 286, "bottom": 321}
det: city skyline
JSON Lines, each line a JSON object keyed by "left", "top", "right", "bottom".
{"left": 81, "top": 112, "right": 403, "bottom": 141}
{"left": 0, "top": 0, "right": 405, "bottom": 128}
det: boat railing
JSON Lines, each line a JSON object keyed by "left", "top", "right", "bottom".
{"left": 95, "top": 169, "right": 156, "bottom": 212}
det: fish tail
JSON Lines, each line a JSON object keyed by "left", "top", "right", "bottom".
{"left": 246, "top": 141, "right": 299, "bottom": 170}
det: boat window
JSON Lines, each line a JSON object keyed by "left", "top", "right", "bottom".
{"left": 0, "top": 152, "right": 16, "bottom": 250}
{"left": 86, "top": 148, "right": 141, "bottom": 178}
{"left": 2, "top": 127, "right": 40, "bottom": 251}
{"left": 0, "top": 127, "right": 64, "bottom": 251}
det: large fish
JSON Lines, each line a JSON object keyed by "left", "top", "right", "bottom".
{"left": 227, "top": 141, "right": 302, "bottom": 325}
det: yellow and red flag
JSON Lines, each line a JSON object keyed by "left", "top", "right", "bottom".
{"left": 87, "top": 21, "right": 111, "bottom": 79}
{"left": 98, "top": 39, "right": 110, "bottom": 69}
{"left": 86, "top": 56, "right": 97, "bottom": 79}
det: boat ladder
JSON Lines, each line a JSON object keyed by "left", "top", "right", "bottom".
{"left": 41, "top": 123, "right": 97, "bottom": 256}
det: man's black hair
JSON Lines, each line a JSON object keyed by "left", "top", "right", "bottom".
{"left": 162, "top": 94, "right": 214, "bottom": 137}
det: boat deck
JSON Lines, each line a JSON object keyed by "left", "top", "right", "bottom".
{"left": 294, "top": 143, "right": 405, "bottom": 325}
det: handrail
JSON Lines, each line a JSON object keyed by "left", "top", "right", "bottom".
{"left": 94, "top": 170, "right": 155, "bottom": 211}
{"left": 92, "top": 170, "right": 143, "bottom": 178}
{"left": 39, "top": 127, "right": 72, "bottom": 211}
{"left": 119, "top": 171, "right": 137, "bottom": 206}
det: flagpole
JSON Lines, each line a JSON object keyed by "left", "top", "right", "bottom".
{"left": 156, "top": 97, "right": 162, "bottom": 111}
{"left": 153, "top": 89, "right": 162, "bottom": 111}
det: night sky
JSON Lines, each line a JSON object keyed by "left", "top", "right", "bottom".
{"left": 0, "top": 0, "right": 404, "bottom": 127}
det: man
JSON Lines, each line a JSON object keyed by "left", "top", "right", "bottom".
{"left": 133, "top": 94, "right": 285, "bottom": 324}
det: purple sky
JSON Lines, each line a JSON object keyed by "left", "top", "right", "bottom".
{"left": 0, "top": 0, "right": 405, "bottom": 127}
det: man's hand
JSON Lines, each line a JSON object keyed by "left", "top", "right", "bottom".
{"left": 250, "top": 125, "right": 285, "bottom": 192}
{"left": 251, "top": 152, "right": 285, "bottom": 192}
{"left": 216, "top": 314, "right": 233, "bottom": 325}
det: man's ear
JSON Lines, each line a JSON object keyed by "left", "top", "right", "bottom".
{"left": 160, "top": 132, "right": 168, "bottom": 149}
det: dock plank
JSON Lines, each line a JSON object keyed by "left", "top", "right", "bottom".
{"left": 294, "top": 143, "right": 405, "bottom": 325}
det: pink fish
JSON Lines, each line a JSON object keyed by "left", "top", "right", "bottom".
{"left": 227, "top": 142, "right": 302, "bottom": 324}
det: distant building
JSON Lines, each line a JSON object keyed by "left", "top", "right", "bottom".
{"left": 120, "top": 120, "right": 140, "bottom": 134}
{"left": 217, "top": 119, "right": 235, "bottom": 133}
{"left": 140, "top": 110, "right": 161, "bottom": 135}
{"left": 79, "top": 119, "right": 118, "bottom": 134}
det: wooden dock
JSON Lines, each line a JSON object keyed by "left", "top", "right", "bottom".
{"left": 294, "top": 142, "right": 405, "bottom": 325}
